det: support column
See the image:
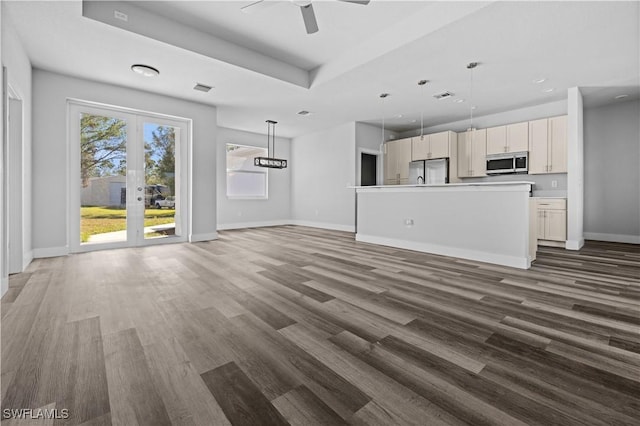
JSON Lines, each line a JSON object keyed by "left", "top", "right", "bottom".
{"left": 566, "top": 87, "right": 584, "bottom": 250}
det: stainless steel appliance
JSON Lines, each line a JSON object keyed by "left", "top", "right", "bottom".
{"left": 486, "top": 152, "right": 528, "bottom": 175}
{"left": 409, "top": 158, "right": 449, "bottom": 184}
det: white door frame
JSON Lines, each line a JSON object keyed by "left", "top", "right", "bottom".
{"left": 68, "top": 100, "right": 191, "bottom": 253}
{"left": 356, "top": 147, "right": 382, "bottom": 186}
{"left": 7, "top": 95, "right": 23, "bottom": 273}
{"left": 1, "top": 66, "right": 8, "bottom": 296}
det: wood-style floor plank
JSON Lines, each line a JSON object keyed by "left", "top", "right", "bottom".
{"left": 200, "top": 361, "right": 289, "bottom": 426}
{"left": 2, "top": 226, "right": 639, "bottom": 425}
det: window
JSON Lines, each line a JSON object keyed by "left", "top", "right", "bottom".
{"left": 226, "top": 144, "right": 268, "bottom": 198}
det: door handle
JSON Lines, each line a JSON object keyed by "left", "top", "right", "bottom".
{"left": 137, "top": 186, "right": 143, "bottom": 191}
{"left": 137, "top": 197, "right": 142, "bottom": 201}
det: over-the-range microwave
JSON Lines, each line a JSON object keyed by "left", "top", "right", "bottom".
{"left": 486, "top": 152, "right": 528, "bottom": 175}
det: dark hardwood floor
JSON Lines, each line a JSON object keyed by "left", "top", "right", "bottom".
{"left": 1, "top": 226, "right": 639, "bottom": 425}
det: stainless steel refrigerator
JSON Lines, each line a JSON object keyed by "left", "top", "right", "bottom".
{"left": 408, "top": 158, "right": 449, "bottom": 184}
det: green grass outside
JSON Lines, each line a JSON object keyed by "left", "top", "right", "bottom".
{"left": 81, "top": 206, "right": 175, "bottom": 242}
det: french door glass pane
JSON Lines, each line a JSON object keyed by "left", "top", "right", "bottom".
{"left": 143, "top": 122, "right": 177, "bottom": 240}
{"left": 79, "top": 113, "right": 127, "bottom": 244}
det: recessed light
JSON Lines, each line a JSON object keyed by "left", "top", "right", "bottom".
{"left": 396, "top": 114, "right": 403, "bottom": 118}
{"left": 410, "top": 119, "right": 417, "bottom": 123}
{"left": 131, "top": 64, "right": 159, "bottom": 77}
{"left": 543, "top": 88, "right": 555, "bottom": 93}
{"left": 193, "top": 83, "right": 213, "bottom": 92}
{"left": 454, "top": 99, "right": 465, "bottom": 103}
{"left": 297, "top": 110, "right": 312, "bottom": 116}
{"left": 614, "top": 94, "right": 629, "bottom": 100}
{"left": 533, "top": 78, "right": 546, "bottom": 84}
{"left": 434, "top": 91, "right": 454, "bottom": 100}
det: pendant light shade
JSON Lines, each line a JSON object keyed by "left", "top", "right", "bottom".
{"left": 380, "top": 93, "right": 389, "bottom": 145}
{"left": 254, "top": 120, "right": 287, "bottom": 169}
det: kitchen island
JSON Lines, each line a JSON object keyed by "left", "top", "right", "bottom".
{"left": 355, "top": 182, "right": 536, "bottom": 269}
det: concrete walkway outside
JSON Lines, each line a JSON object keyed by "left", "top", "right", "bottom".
{"left": 87, "top": 223, "right": 175, "bottom": 243}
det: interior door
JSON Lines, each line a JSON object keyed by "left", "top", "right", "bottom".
{"left": 69, "top": 103, "right": 188, "bottom": 252}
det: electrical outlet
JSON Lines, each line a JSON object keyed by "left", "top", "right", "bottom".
{"left": 404, "top": 219, "right": 414, "bottom": 227}
{"left": 114, "top": 10, "right": 128, "bottom": 22}
{"left": 238, "top": 211, "right": 242, "bottom": 217}
{"left": 551, "top": 180, "right": 558, "bottom": 188}
{"left": 315, "top": 209, "right": 319, "bottom": 216}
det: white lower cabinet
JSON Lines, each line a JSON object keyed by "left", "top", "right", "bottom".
{"left": 535, "top": 198, "right": 566, "bottom": 246}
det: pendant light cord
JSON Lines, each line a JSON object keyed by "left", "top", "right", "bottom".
{"left": 265, "top": 120, "right": 278, "bottom": 159}
{"left": 380, "top": 93, "right": 389, "bottom": 145}
{"left": 418, "top": 80, "right": 428, "bottom": 139}
{"left": 467, "top": 62, "right": 478, "bottom": 131}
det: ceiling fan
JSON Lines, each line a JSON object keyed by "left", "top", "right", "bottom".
{"left": 241, "top": 0, "right": 370, "bottom": 35}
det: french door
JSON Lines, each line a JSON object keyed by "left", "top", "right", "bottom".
{"left": 69, "top": 102, "right": 189, "bottom": 252}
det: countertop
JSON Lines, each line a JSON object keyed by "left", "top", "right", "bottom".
{"left": 352, "top": 181, "right": 535, "bottom": 189}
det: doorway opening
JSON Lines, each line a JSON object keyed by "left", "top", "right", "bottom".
{"left": 360, "top": 153, "right": 378, "bottom": 186}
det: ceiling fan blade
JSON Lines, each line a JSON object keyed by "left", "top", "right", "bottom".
{"left": 241, "top": 0, "right": 277, "bottom": 14}
{"left": 300, "top": 4, "right": 319, "bottom": 34}
{"left": 339, "top": 0, "right": 370, "bottom": 5}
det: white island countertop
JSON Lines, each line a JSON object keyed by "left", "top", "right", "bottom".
{"left": 355, "top": 181, "right": 536, "bottom": 269}
{"left": 353, "top": 181, "right": 535, "bottom": 190}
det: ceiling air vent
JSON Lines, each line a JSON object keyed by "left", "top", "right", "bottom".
{"left": 193, "top": 83, "right": 213, "bottom": 92}
{"left": 433, "top": 91, "right": 454, "bottom": 100}
{"left": 297, "top": 110, "right": 311, "bottom": 116}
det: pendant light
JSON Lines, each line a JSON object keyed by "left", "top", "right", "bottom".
{"left": 380, "top": 93, "right": 389, "bottom": 145}
{"left": 466, "top": 62, "right": 478, "bottom": 176}
{"left": 466, "top": 62, "right": 478, "bottom": 131}
{"left": 418, "top": 79, "right": 428, "bottom": 140}
{"left": 254, "top": 120, "right": 287, "bottom": 169}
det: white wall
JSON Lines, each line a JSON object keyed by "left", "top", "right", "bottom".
{"left": 584, "top": 99, "right": 640, "bottom": 243}
{"left": 567, "top": 87, "right": 584, "bottom": 250}
{"left": 0, "top": 1, "right": 6, "bottom": 297}
{"left": 291, "top": 122, "right": 356, "bottom": 232}
{"left": 399, "top": 100, "right": 568, "bottom": 137}
{"left": 355, "top": 122, "right": 398, "bottom": 186}
{"left": 32, "top": 70, "right": 218, "bottom": 255}
{"left": 216, "top": 126, "right": 291, "bottom": 229}
{"left": 1, "top": 6, "right": 32, "bottom": 281}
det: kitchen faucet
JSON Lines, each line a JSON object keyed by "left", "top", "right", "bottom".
{"left": 417, "top": 176, "right": 425, "bottom": 184}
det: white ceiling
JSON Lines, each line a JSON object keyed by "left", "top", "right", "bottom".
{"left": 4, "top": 1, "right": 639, "bottom": 138}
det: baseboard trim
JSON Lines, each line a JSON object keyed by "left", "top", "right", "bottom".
{"left": 23, "top": 250, "right": 34, "bottom": 270}
{"left": 1, "top": 277, "right": 8, "bottom": 299}
{"left": 584, "top": 232, "right": 640, "bottom": 244}
{"left": 33, "top": 246, "right": 69, "bottom": 258}
{"left": 290, "top": 220, "right": 355, "bottom": 233}
{"left": 217, "top": 220, "right": 290, "bottom": 231}
{"left": 356, "top": 234, "right": 530, "bottom": 269}
{"left": 190, "top": 232, "right": 219, "bottom": 243}
{"left": 565, "top": 239, "right": 585, "bottom": 250}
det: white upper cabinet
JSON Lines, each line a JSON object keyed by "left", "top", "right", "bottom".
{"left": 486, "top": 125, "right": 506, "bottom": 155}
{"left": 384, "top": 138, "right": 412, "bottom": 184}
{"left": 457, "top": 129, "right": 486, "bottom": 178}
{"left": 507, "top": 122, "right": 529, "bottom": 153}
{"left": 411, "top": 135, "right": 430, "bottom": 161}
{"left": 487, "top": 122, "right": 528, "bottom": 154}
{"left": 429, "top": 132, "right": 450, "bottom": 159}
{"left": 528, "top": 118, "right": 549, "bottom": 174}
{"left": 549, "top": 116, "right": 567, "bottom": 173}
{"left": 411, "top": 131, "right": 451, "bottom": 161}
{"left": 529, "top": 115, "right": 567, "bottom": 174}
